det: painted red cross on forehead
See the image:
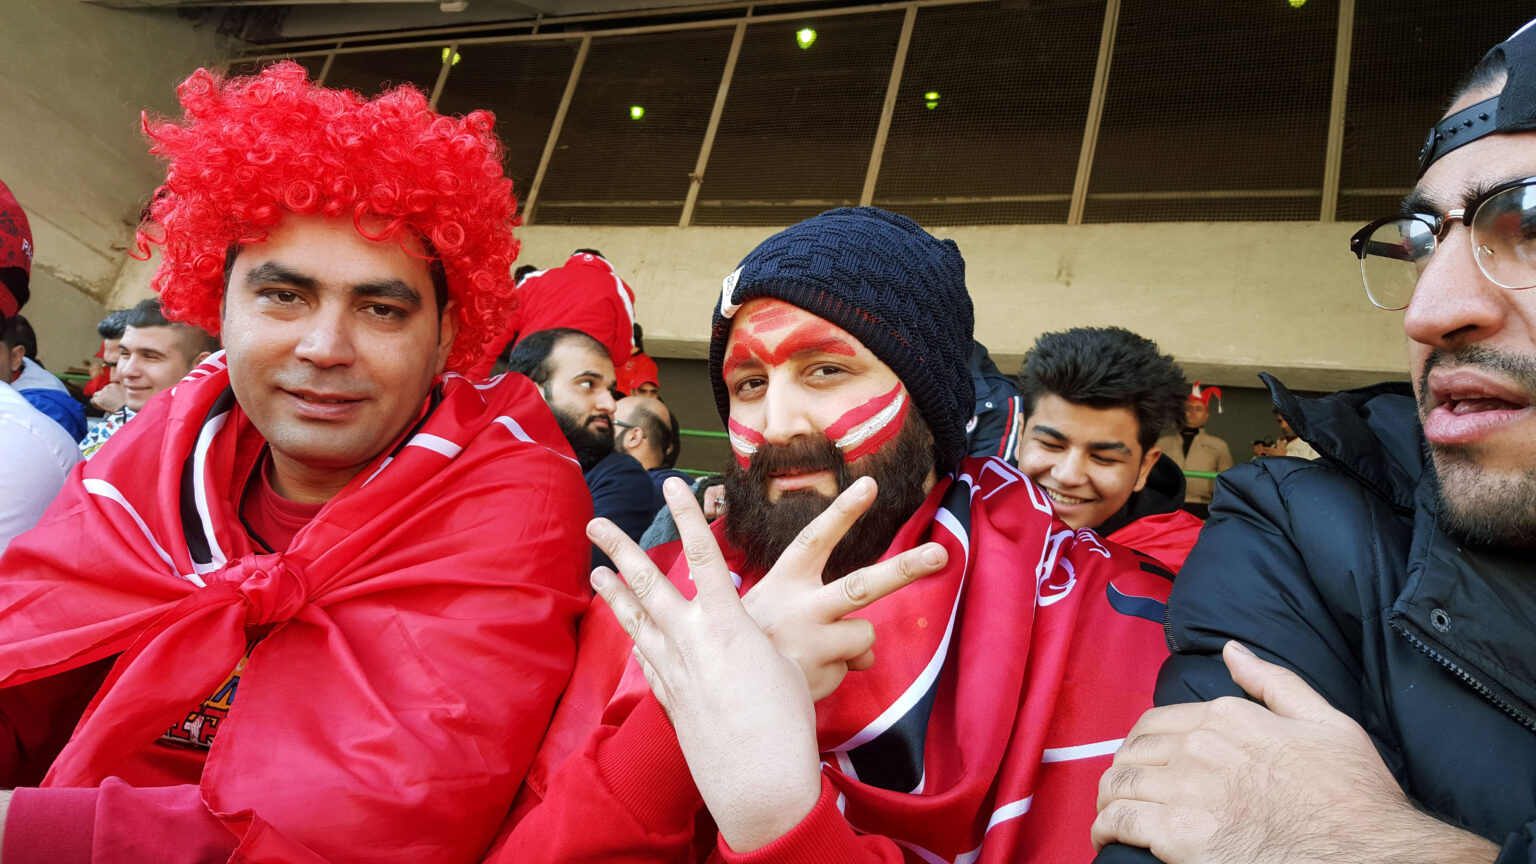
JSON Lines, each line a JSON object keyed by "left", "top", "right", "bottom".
{"left": 722, "top": 307, "right": 857, "bottom": 381}
{"left": 723, "top": 300, "right": 908, "bottom": 467}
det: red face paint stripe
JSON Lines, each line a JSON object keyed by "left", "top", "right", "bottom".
{"left": 727, "top": 418, "right": 765, "bottom": 445}
{"left": 745, "top": 304, "right": 798, "bottom": 332}
{"left": 825, "top": 383, "right": 904, "bottom": 440}
{"left": 725, "top": 319, "right": 858, "bottom": 382}
{"left": 766, "top": 321, "right": 858, "bottom": 362}
{"left": 723, "top": 331, "right": 772, "bottom": 380}
{"left": 839, "top": 395, "right": 908, "bottom": 462}
{"left": 727, "top": 417, "right": 763, "bottom": 468}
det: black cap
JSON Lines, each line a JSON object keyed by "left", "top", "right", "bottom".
{"left": 707, "top": 207, "right": 976, "bottom": 475}
{"left": 1418, "top": 19, "right": 1536, "bottom": 177}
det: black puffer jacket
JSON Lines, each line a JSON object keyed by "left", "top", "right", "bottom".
{"left": 1099, "top": 375, "right": 1536, "bottom": 864}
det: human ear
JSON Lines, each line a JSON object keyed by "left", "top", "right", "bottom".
{"left": 435, "top": 298, "right": 458, "bottom": 373}
{"left": 1133, "top": 445, "right": 1161, "bottom": 493}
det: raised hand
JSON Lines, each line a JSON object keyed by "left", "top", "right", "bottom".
{"left": 587, "top": 475, "right": 946, "bottom": 851}
{"left": 1091, "top": 641, "right": 1499, "bottom": 864}
{"left": 737, "top": 475, "right": 947, "bottom": 700}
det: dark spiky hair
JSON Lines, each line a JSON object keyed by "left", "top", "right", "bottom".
{"left": 1016, "top": 326, "right": 1186, "bottom": 452}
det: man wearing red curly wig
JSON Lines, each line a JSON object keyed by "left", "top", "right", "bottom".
{"left": 0, "top": 63, "right": 592, "bottom": 863}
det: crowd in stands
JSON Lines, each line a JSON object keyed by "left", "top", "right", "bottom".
{"left": 0, "top": 17, "right": 1532, "bottom": 864}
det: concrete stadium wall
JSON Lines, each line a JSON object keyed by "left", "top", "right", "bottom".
{"left": 0, "top": 3, "right": 231, "bottom": 370}
{"left": 517, "top": 221, "right": 1411, "bottom": 396}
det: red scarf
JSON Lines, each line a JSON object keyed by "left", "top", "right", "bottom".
{"left": 0, "top": 357, "right": 593, "bottom": 862}
{"left": 582, "top": 457, "right": 1171, "bottom": 862}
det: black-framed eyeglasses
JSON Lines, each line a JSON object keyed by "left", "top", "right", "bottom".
{"left": 612, "top": 419, "right": 640, "bottom": 434}
{"left": 1349, "top": 175, "right": 1536, "bottom": 310}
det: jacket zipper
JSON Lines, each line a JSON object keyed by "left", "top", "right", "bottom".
{"left": 1393, "top": 622, "right": 1536, "bottom": 734}
{"left": 1163, "top": 601, "right": 1179, "bottom": 654}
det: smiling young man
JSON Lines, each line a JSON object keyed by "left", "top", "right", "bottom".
{"left": 494, "top": 208, "right": 1173, "bottom": 863}
{"left": 1094, "top": 20, "right": 1536, "bottom": 864}
{"left": 0, "top": 64, "right": 590, "bottom": 863}
{"left": 1016, "top": 327, "right": 1204, "bottom": 572}
{"left": 79, "top": 297, "right": 217, "bottom": 459}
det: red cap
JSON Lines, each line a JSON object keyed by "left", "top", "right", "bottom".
{"left": 1188, "top": 380, "right": 1223, "bottom": 413}
{"left": 0, "top": 179, "right": 33, "bottom": 319}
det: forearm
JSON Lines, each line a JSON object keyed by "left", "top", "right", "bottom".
{"left": 717, "top": 775, "right": 904, "bottom": 864}
{"left": 1362, "top": 809, "right": 1498, "bottom": 864}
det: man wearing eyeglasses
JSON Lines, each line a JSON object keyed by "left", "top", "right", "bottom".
{"left": 1093, "top": 20, "right": 1536, "bottom": 864}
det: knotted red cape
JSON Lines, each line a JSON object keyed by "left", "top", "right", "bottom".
{"left": 0, "top": 357, "right": 592, "bottom": 862}
{"left": 501, "top": 457, "right": 1172, "bottom": 862}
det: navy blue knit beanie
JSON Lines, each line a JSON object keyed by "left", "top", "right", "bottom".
{"left": 707, "top": 207, "right": 975, "bottom": 474}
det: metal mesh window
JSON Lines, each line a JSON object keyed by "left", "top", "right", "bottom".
{"left": 691, "top": 13, "right": 906, "bottom": 227}
{"left": 322, "top": 47, "right": 448, "bottom": 99}
{"left": 434, "top": 40, "right": 581, "bottom": 209}
{"left": 533, "top": 29, "right": 734, "bottom": 226}
{"left": 1084, "top": 0, "right": 1337, "bottom": 223}
{"left": 1336, "top": 1, "right": 1533, "bottom": 223}
{"left": 872, "top": 1, "right": 1104, "bottom": 227}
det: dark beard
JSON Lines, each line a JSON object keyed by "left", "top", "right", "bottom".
{"left": 555, "top": 406, "right": 615, "bottom": 473}
{"left": 721, "top": 411, "right": 937, "bottom": 582}
{"left": 1417, "top": 345, "right": 1536, "bottom": 548}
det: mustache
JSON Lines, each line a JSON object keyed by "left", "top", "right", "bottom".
{"left": 1418, "top": 345, "right": 1536, "bottom": 412}
{"left": 745, "top": 435, "right": 846, "bottom": 482}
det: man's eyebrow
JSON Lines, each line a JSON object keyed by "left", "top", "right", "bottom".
{"left": 242, "top": 263, "right": 422, "bottom": 309}
{"left": 1031, "top": 424, "right": 1132, "bottom": 454}
{"left": 243, "top": 262, "right": 317, "bottom": 291}
{"left": 1398, "top": 190, "right": 1439, "bottom": 218}
{"left": 353, "top": 279, "right": 422, "bottom": 309}
{"left": 783, "top": 337, "right": 857, "bottom": 360}
{"left": 1400, "top": 175, "right": 1529, "bottom": 218}
{"left": 1087, "top": 440, "right": 1134, "bottom": 455}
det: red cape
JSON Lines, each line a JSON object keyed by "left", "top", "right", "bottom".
{"left": 497, "top": 457, "right": 1172, "bottom": 862}
{"left": 0, "top": 358, "right": 593, "bottom": 862}
{"left": 1106, "top": 508, "right": 1204, "bottom": 573}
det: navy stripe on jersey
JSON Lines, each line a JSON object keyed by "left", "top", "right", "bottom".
{"left": 1107, "top": 581, "right": 1166, "bottom": 625}
{"left": 180, "top": 387, "right": 237, "bottom": 567}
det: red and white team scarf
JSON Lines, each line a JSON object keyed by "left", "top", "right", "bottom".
{"left": 625, "top": 457, "right": 1173, "bottom": 862}
{"left": 0, "top": 356, "right": 593, "bottom": 863}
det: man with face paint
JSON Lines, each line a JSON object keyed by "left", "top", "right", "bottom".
{"left": 492, "top": 207, "right": 1174, "bottom": 863}
{"left": 1094, "top": 19, "right": 1536, "bottom": 864}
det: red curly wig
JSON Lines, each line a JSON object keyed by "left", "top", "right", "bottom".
{"left": 136, "top": 61, "right": 519, "bottom": 372}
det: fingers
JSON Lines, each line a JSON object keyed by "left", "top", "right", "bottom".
{"left": 846, "top": 649, "right": 875, "bottom": 672}
{"left": 1222, "top": 641, "right": 1339, "bottom": 725}
{"left": 769, "top": 477, "right": 879, "bottom": 581}
{"left": 590, "top": 566, "right": 672, "bottom": 664}
{"left": 1090, "top": 799, "right": 1161, "bottom": 853}
{"left": 1118, "top": 701, "right": 1216, "bottom": 738}
{"left": 821, "top": 617, "right": 877, "bottom": 663}
{"left": 660, "top": 478, "right": 737, "bottom": 605}
{"left": 818, "top": 542, "right": 947, "bottom": 620}
{"left": 1096, "top": 763, "right": 1172, "bottom": 810}
{"left": 1111, "top": 730, "right": 1176, "bottom": 768}
{"left": 588, "top": 518, "right": 688, "bottom": 623}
